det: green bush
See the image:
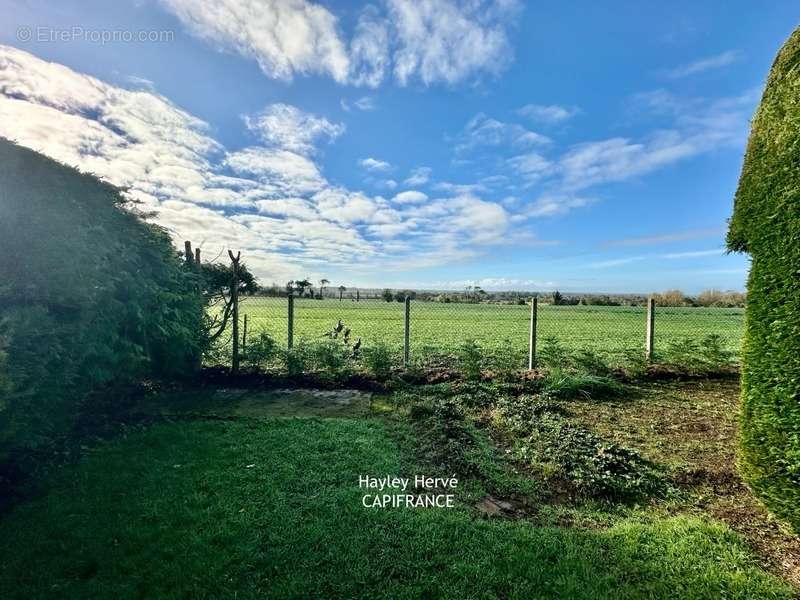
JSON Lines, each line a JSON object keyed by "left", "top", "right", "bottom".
{"left": 282, "top": 341, "right": 311, "bottom": 377}
{"left": 0, "top": 140, "right": 206, "bottom": 458}
{"left": 726, "top": 27, "right": 800, "bottom": 530}
{"left": 485, "top": 339, "right": 525, "bottom": 382}
{"left": 456, "top": 339, "right": 483, "bottom": 381}
{"left": 309, "top": 340, "right": 352, "bottom": 382}
{"left": 361, "top": 342, "right": 394, "bottom": 381}
{"left": 242, "top": 332, "right": 279, "bottom": 369}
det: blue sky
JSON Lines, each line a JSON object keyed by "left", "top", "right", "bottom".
{"left": 1, "top": 1, "right": 798, "bottom": 292}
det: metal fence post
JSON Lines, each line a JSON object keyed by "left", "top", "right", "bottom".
{"left": 528, "top": 296, "right": 538, "bottom": 370}
{"left": 645, "top": 296, "right": 655, "bottom": 361}
{"left": 287, "top": 293, "right": 294, "bottom": 349}
{"left": 403, "top": 296, "right": 411, "bottom": 367}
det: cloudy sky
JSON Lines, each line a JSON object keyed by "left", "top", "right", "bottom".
{"left": 1, "top": 1, "right": 797, "bottom": 292}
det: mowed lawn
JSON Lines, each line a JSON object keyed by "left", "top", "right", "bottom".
{"left": 239, "top": 297, "right": 744, "bottom": 359}
{"left": 0, "top": 410, "right": 791, "bottom": 599}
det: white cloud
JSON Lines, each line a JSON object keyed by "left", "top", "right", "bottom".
{"left": 359, "top": 157, "right": 392, "bottom": 171}
{"left": 666, "top": 50, "right": 740, "bottom": 79}
{"left": 341, "top": 95, "right": 377, "bottom": 112}
{"left": 160, "top": 0, "right": 520, "bottom": 87}
{"left": 354, "top": 96, "right": 377, "bottom": 110}
{"left": 349, "top": 4, "right": 390, "bottom": 87}
{"left": 0, "top": 45, "right": 515, "bottom": 281}
{"left": 517, "top": 103, "right": 579, "bottom": 124}
{"left": 507, "top": 152, "right": 553, "bottom": 181}
{"left": 392, "top": 190, "right": 428, "bottom": 204}
{"left": 243, "top": 103, "right": 344, "bottom": 154}
{"left": 523, "top": 194, "right": 592, "bottom": 218}
{"left": 159, "top": 0, "right": 350, "bottom": 82}
{"left": 455, "top": 113, "right": 549, "bottom": 153}
{"left": 662, "top": 249, "right": 724, "bottom": 259}
{"left": 589, "top": 256, "right": 648, "bottom": 269}
{"left": 603, "top": 227, "right": 724, "bottom": 247}
{"left": 224, "top": 147, "right": 326, "bottom": 195}
{"left": 556, "top": 89, "right": 758, "bottom": 192}
{"left": 404, "top": 166, "right": 432, "bottom": 186}
{"left": 386, "top": 0, "right": 520, "bottom": 86}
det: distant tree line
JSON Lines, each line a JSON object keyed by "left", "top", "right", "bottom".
{"left": 248, "top": 282, "right": 746, "bottom": 308}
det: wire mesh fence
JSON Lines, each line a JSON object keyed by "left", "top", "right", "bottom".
{"left": 234, "top": 295, "right": 745, "bottom": 369}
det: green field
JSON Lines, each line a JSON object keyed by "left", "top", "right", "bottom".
{"left": 239, "top": 297, "right": 744, "bottom": 363}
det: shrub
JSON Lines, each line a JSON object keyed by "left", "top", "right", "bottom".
{"left": 697, "top": 334, "right": 733, "bottom": 372}
{"left": 282, "top": 341, "right": 311, "bottom": 377}
{"left": 485, "top": 340, "right": 524, "bottom": 382}
{"left": 310, "top": 340, "right": 352, "bottom": 383}
{"left": 0, "top": 140, "right": 205, "bottom": 458}
{"left": 361, "top": 343, "right": 394, "bottom": 381}
{"left": 726, "top": 26, "right": 800, "bottom": 529}
{"left": 456, "top": 339, "right": 483, "bottom": 381}
{"left": 537, "top": 336, "right": 572, "bottom": 370}
{"left": 243, "top": 332, "right": 279, "bottom": 369}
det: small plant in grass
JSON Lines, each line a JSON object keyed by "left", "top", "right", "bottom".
{"left": 361, "top": 342, "right": 394, "bottom": 381}
{"left": 619, "top": 348, "right": 649, "bottom": 379}
{"left": 698, "top": 334, "right": 733, "bottom": 371}
{"left": 242, "top": 331, "right": 278, "bottom": 369}
{"left": 538, "top": 336, "right": 572, "bottom": 369}
{"left": 572, "top": 349, "right": 613, "bottom": 377}
{"left": 457, "top": 339, "right": 483, "bottom": 381}
{"left": 282, "top": 341, "right": 311, "bottom": 377}
{"left": 486, "top": 340, "right": 524, "bottom": 382}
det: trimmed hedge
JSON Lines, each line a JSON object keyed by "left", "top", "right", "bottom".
{"left": 0, "top": 139, "right": 206, "bottom": 457}
{"left": 727, "top": 27, "right": 800, "bottom": 530}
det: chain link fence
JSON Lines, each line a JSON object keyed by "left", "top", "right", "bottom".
{"left": 235, "top": 295, "right": 744, "bottom": 369}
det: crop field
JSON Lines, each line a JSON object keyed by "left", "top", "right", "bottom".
{"left": 239, "top": 297, "right": 744, "bottom": 362}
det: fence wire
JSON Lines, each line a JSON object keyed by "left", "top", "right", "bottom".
{"left": 232, "top": 295, "right": 745, "bottom": 368}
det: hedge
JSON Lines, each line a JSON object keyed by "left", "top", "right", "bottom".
{"left": 727, "top": 27, "right": 800, "bottom": 530}
{"left": 0, "top": 138, "right": 206, "bottom": 458}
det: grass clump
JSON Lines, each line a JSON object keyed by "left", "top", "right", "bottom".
{"left": 536, "top": 338, "right": 628, "bottom": 400}
{"left": 541, "top": 368, "right": 626, "bottom": 401}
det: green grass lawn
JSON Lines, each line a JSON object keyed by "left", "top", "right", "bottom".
{"left": 238, "top": 298, "right": 744, "bottom": 361}
{"left": 0, "top": 405, "right": 791, "bottom": 599}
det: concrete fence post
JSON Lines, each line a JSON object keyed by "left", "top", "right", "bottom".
{"left": 228, "top": 250, "right": 241, "bottom": 374}
{"left": 645, "top": 297, "right": 655, "bottom": 361}
{"left": 403, "top": 296, "right": 411, "bottom": 367}
{"left": 528, "top": 296, "right": 538, "bottom": 371}
{"left": 287, "top": 293, "right": 294, "bottom": 349}
{"left": 242, "top": 314, "right": 248, "bottom": 352}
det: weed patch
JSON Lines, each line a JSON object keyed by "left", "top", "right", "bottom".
{"left": 494, "top": 396, "right": 668, "bottom": 502}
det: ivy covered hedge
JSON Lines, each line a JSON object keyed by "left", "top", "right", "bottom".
{"left": 0, "top": 139, "right": 206, "bottom": 458}
{"left": 727, "top": 27, "right": 800, "bottom": 530}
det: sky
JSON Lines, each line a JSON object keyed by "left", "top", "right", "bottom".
{"left": 0, "top": 1, "right": 797, "bottom": 293}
